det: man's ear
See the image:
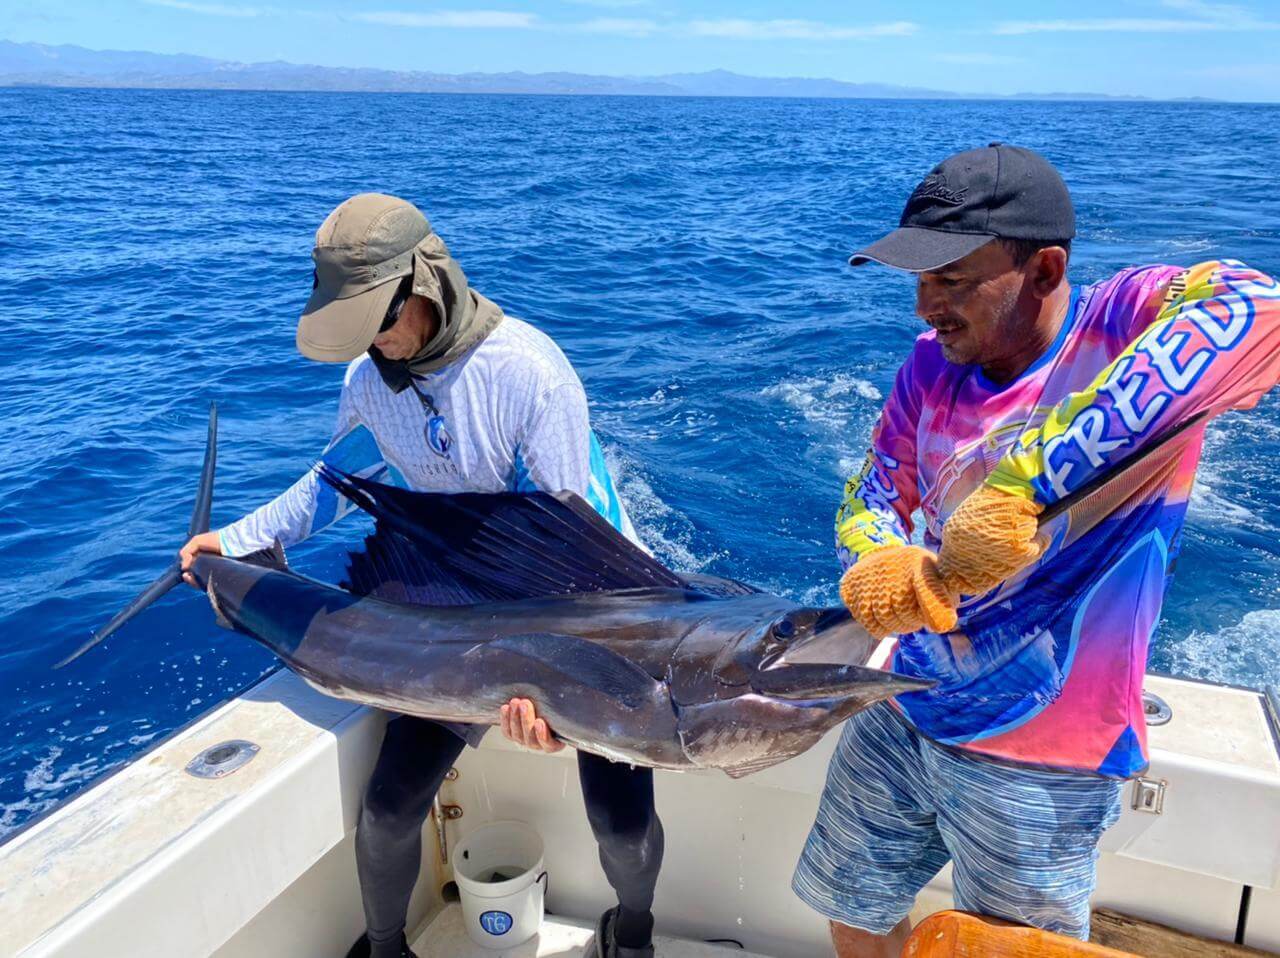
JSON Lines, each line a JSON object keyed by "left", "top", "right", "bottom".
{"left": 1029, "top": 246, "right": 1068, "bottom": 298}
{"left": 409, "top": 293, "right": 443, "bottom": 332}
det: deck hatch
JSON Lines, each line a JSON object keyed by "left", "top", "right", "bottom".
{"left": 1142, "top": 690, "right": 1173, "bottom": 726}
{"left": 185, "top": 739, "right": 261, "bottom": 779}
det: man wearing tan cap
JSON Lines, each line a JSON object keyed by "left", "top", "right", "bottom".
{"left": 180, "top": 194, "right": 663, "bottom": 958}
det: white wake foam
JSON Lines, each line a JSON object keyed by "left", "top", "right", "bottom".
{"left": 760, "top": 374, "right": 882, "bottom": 427}
{"left": 602, "top": 444, "right": 720, "bottom": 574}
{"left": 1188, "top": 475, "right": 1255, "bottom": 526}
{"left": 1165, "top": 608, "right": 1280, "bottom": 690}
{"left": 1, "top": 745, "right": 107, "bottom": 840}
{"left": 760, "top": 373, "right": 883, "bottom": 477}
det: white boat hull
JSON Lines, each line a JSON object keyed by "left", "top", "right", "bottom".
{"left": 3, "top": 656, "right": 1278, "bottom": 957}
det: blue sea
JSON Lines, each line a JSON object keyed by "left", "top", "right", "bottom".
{"left": 3, "top": 88, "right": 1279, "bottom": 837}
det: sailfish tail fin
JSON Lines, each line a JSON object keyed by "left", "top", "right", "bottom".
{"left": 55, "top": 403, "right": 219, "bottom": 669}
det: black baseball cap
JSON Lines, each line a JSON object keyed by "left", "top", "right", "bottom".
{"left": 849, "top": 144, "right": 1074, "bottom": 272}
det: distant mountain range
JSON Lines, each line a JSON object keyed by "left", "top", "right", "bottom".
{"left": 0, "top": 40, "right": 1187, "bottom": 101}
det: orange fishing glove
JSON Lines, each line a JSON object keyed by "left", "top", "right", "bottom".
{"left": 937, "top": 485, "right": 1045, "bottom": 600}
{"left": 839, "top": 545, "right": 958, "bottom": 638}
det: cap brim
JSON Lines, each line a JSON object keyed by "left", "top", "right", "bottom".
{"left": 296, "top": 278, "right": 401, "bottom": 363}
{"left": 848, "top": 228, "right": 995, "bottom": 272}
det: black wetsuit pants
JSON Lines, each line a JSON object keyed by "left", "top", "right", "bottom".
{"left": 355, "top": 716, "right": 664, "bottom": 957}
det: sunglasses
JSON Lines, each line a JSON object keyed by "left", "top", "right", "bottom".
{"left": 378, "top": 279, "right": 412, "bottom": 334}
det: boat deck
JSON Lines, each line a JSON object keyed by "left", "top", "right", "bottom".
{"left": 5, "top": 670, "right": 1279, "bottom": 956}
{"left": 413, "top": 904, "right": 768, "bottom": 958}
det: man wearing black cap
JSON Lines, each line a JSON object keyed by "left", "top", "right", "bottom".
{"left": 791, "top": 145, "right": 1280, "bottom": 955}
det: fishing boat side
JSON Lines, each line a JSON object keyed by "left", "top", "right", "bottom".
{"left": 2, "top": 659, "right": 1278, "bottom": 957}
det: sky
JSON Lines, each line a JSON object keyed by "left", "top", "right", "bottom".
{"left": 5, "top": 0, "right": 1280, "bottom": 100}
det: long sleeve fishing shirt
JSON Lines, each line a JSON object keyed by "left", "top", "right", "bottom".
{"left": 837, "top": 259, "right": 1280, "bottom": 777}
{"left": 219, "top": 317, "right": 638, "bottom": 557}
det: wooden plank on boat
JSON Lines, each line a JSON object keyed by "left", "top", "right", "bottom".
{"left": 903, "top": 911, "right": 1136, "bottom": 957}
{"left": 1090, "top": 908, "right": 1277, "bottom": 957}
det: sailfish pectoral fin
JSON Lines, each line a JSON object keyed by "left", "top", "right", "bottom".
{"left": 751, "top": 663, "right": 934, "bottom": 701}
{"left": 461, "top": 633, "right": 666, "bottom": 711}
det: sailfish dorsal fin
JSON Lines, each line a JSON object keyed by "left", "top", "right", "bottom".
{"left": 318, "top": 466, "right": 686, "bottom": 606}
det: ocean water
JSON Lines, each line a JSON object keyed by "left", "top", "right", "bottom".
{"left": 3, "top": 88, "right": 1279, "bottom": 837}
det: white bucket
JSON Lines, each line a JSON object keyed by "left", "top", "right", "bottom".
{"left": 453, "top": 820, "right": 548, "bottom": 949}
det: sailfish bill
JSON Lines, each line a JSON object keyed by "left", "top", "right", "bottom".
{"left": 55, "top": 405, "right": 220, "bottom": 670}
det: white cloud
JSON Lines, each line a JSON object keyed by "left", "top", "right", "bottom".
{"left": 996, "top": 18, "right": 1216, "bottom": 33}
{"left": 562, "top": 0, "right": 650, "bottom": 7}
{"left": 995, "top": 0, "right": 1279, "bottom": 34}
{"left": 935, "top": 52, "right": 1024, "bottom": 65}
{"left": 574, "top": 17, "right": 659, "bottom": 36}
{"left": 352, "top": 10, "right": 539, "bottom": 29}
{"left": 688, "top": 19, "right": 917, "bottom": 40}
{"left": 354, "top": 10, "right": 657, "bottom": 32}
{"left": 146, "top": 1, "right": 918, "bottom": 41}
{"left": 143, "top": 0, "right": 919, "bottom": 42}
{"left": 1162, "top": 0, "right": 1252, "bottom": 19}
{"left": 1186, "top": 62, "right": 1280, "bottom": 79}
{"left": 144, "top": 0, "right": 268, "bottom": 16}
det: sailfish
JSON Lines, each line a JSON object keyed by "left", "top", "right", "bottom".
{"left": 64, "top": 405, "right": 1204, "bottom": 776}
{"left": 64, "top": 406, "right": 932, "bottom": 777}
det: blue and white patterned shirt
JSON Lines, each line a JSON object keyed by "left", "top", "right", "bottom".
{"left": 219, "top": 317, "right": 637, "bottom": 556}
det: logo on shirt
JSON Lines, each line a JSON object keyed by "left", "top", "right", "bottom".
{"left": 410, "top": 381, "right": 455, "bottom": 462}
{"left": 426, "top": 414, "right": 454, "bottom": 460}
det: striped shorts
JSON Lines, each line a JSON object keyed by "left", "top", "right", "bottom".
{"left": 792, "top": 703, "right": 1122, "bottom": 939}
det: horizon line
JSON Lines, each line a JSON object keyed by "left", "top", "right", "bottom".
{"left": 0, "top": 38, "right": 1269, "bottom": 104}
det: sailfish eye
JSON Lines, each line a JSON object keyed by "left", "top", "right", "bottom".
{"left": 772, "top": 618, "right": 797, "bottom": 640}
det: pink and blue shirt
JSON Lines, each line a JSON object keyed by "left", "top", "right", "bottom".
{"left": 838, "top": 260, "right": 1280, "bottom": 777}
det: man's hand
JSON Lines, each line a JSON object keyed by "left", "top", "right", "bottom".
{"left": 499, "top": 698, "right": 565, "bottom": 753}
{"left": 840, "top": 545, "right": 957, "bottom": 638}
{"left": 937, "top": 485, "right": 1045, "bottom": 600}
{"left": 180, "top": 531, "right": 223, "bottom": 587}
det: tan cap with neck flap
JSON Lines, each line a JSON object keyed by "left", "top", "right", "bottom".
{"left": 296, "top": 193, "right": 431, "bottom": 362}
